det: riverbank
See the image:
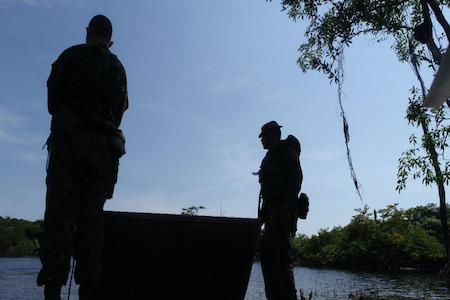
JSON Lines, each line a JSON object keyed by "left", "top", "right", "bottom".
{"left": 3, "top": 203, "right": 448, "bottom": 271}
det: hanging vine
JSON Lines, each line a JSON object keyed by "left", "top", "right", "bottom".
{"left": 336, "top": 42, "right": 363, "bottom": 201}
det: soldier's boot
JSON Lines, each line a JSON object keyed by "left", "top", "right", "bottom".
{"left": 44, "top": 283, "right": 62, "bottom": 300}
{"left": 79, "top": 282, "right": 99, "bottom": 300}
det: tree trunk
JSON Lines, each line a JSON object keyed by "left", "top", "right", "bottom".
{"left": 421, "top": 121, "right": 450, "bottom": 273}
{"left": 417, "top": 0, "right": 450, "bottom": 273}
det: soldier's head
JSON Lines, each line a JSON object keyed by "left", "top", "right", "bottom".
{"left": 86, "top": 15, "right": 113, "bottom": 48}
{"left": 259, "top": 121, "right": 282, "bottom": 150}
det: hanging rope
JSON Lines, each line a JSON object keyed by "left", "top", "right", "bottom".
{"left": 336, "top": 42, "right": 363, "bottom": 201}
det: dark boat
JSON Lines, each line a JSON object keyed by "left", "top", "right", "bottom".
{"left": 99, "top": 211, "right": 261, "bottom": 300}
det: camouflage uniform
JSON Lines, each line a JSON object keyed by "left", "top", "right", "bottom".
{"left": 259, "top": 137, "right": 302, "bottom": 300}
{"left": 37, "top": 43, "right": 128, "bottom": 287}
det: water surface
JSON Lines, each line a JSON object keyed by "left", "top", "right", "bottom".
{"left": 246, "top": 262, "right": 450, "bottom": 299}
{"left": 1, "top": 257, "right": 449, "bottom": 299}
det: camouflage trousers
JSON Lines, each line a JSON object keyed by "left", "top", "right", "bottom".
{"left": 37, "top": 130, "right": 117, "bottom": 287}
{"left": 260, "top": 226, "right": 297, "bottom": 300}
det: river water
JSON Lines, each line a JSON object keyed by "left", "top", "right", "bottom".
{"left": 1, "top": 257, "right": 449, "bottom": 299}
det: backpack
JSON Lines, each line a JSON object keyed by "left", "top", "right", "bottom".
{"left": 284, "top": 135, "right": 309, "bottom": 220}
{"left": 296, "top": 193, "right": 309, "bottom": 219}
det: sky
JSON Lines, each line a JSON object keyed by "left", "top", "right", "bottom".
{"left": 0, "top": 0, "right": 443, "bottom": 237}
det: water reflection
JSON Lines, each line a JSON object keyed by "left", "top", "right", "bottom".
{"left": 1, "top": 257, "right": 449, "bottom": 300}
{"left": 0, "top": 257, "right": 78, "bottom": 300}
{"left": 246, "top": 262, "right": 450, "bottom": 299}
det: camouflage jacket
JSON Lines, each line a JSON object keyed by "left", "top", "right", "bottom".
{"left": 259, "top": 136, "right": 302, "bottom": 224}
{"left": 47, "top": 43, "right": 128, "bottom": 130}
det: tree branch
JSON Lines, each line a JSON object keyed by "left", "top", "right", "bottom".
{"left": 420, "top": 0, "right": 443, "bottom": 64}
{"left": 426, "top": 0, "right": 450, "bottom": 43}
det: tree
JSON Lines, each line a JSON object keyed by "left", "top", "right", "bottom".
{"left": 269, "top": 0, "right": 450, "bottom": 272}
{"left": 397, "top": 87, "right": 450, "bottom": 268}
{"left": 405, "top": 203, "right": 450, "bottom": 242}
{"left": 293, "top": 204, "right": 446, "bottom": 270}
{"left": 181, "top": 206, "right": 206, "bottom": 216}
{"left": 0, "top": 216, "right": 43, "bottom": 256}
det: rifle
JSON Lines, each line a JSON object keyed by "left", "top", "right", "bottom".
{"left": 257, "top": 190, "right": 262, "bottom": 220}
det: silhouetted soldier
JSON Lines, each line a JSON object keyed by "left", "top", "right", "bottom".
{"left": 37, "top": 15, "right": 128, "bottom": 300}
{"left": 258, "top": 121, "right": 302, "bottom": 300}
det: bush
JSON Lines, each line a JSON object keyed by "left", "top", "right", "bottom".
{"left": 293, "top": 203, "right": 446, "bottom": 271}
{"left": 0, "top": 216, "right": 43, "bottom": 257}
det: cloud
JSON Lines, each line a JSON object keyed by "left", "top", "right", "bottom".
{"left": 0, "top": 129, "right": 11, "bottom": 142}
{"left": 206, "top": 72, "right": 258, "bottom": 95}
{"left": 215, "top": 142, "right": 260, "bottom": 185}
{"left": 16, "top": 149, "right": 47, "bottom": 163}
{"left": 108, "top": 134, "right": 261, "bottom": 218}
{"left": 106, "top": 188, "right": 197, "bottom": 215}
{"left": 0, "top": 106, "right": 47, "bottom": 150}
{"left": 0, "top": 0, "right": 51, "bottom": 7}
{"left": 136, "top": 100, "right": 214, "bottom": 134}
{"left": 0, "top": 0, "right": 71, "bottom": 10}
{"left": 0, "top": 107, "right": 24, "bottom": 124}
{"left": 304, "top": 145, "right": 343, "bottom": 161}
{"left": 20, "top": 0, "right": 50, "bottom": 6}
{"left": 0, "top": 107, "right": 26, "bottom": 143}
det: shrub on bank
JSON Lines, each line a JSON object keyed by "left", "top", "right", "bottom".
{"left": 0, "top": 216, "right": 43, "bottom": 256}
{"left": 292, "top": 204, "right": 447, "bottom": 271}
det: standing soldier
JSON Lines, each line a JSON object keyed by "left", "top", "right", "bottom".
{"left": 37, "top": 15, "right": 128, "bottom": 300}
{"left": 258, "top": 121, "right": 302, "bottom": 300}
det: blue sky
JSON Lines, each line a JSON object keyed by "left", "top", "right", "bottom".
{"left": 0, "top": 0, "right": 441, "bottom": 237}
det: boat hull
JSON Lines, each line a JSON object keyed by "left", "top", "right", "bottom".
{"left": 99, "top": 211, "right": 260, "bottom": 300}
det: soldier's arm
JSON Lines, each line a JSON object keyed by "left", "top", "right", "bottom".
{"left": 47, "top": 58, "right": 67, "bottom": 115}
{"left": 113, "top": 64, "right": 129, "bottom": 128}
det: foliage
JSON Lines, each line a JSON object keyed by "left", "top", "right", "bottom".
{"left": 395, "top": 83, "right": 450, "bottom": 264}
{"left": 292, "top": 203, "right": 447, "bottom": 271}
{"left": 397, "top": 88, "right": 450, "bottom": 191}
{"left": 271, "top": 0, "right": 449, "bottom": 80}
{"left": 181, "top": 206, "right": 206, "bottom": 216}
{"left": 0, "top": 216, "right": 43, "bottom": 257}
{"left": 405, "top": 203, "right": 450, "bottom": 244}
{"left": 269, "top": 1, "right": 449, "bottom": 202}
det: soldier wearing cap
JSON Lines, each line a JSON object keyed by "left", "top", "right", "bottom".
{"left": 258, "top": 121, "right": 302, "bottom": 300}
